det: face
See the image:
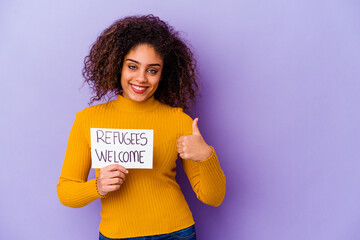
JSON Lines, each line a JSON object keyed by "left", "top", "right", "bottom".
{"left": 120, "top": 44, "right": 163, "bottom": 102}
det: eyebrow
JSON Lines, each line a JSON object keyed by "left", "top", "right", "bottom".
{"left": 125, "top": 59, "right": 161, "bottom": 67}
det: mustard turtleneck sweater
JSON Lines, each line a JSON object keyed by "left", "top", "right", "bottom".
{"left": 57, "top": 95, "right": 226, "bottom": 238}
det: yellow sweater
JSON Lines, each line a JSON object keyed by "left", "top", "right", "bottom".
{"left": 57, "top": 94, "right": 226, "bottom": 238}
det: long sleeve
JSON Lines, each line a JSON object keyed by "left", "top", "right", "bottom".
{"left": 182, "top": 147, "right": 226, "bottom": 207}
{"left": 179, "top": 111, "right": 226, "bottom": 207}
{"left": 57, "top": 112, "right": 102, "bottom": 208}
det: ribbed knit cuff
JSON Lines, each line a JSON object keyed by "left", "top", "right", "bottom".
{"left": 198, "top": 146, "right": 224, "bottom": 176}
{"left": 196, "top": 146, "right": 226, "bottom": 206}
{"left": 57, "top": 178, "right": 105, "bottom": 208}
{"left": 96, "top": 178, "right": 109, "bottom": 198}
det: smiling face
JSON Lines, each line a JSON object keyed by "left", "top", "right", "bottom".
{"left": 120, "top": 44, "right": 163, "bottom": 102}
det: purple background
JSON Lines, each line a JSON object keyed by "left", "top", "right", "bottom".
{"left": 1, "top": 1, "right": 360, "bottom": 239}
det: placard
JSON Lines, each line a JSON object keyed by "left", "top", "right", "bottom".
{"left": 91, "top": 128, "right": 153, "bottom": 169}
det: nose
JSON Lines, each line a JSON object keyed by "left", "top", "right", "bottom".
{"left": 136, "top": 70, "right": 148, "bottom": 83}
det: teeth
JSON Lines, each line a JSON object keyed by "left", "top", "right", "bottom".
{"left": 132, "top": 84, "right": 146, "bottom": 91}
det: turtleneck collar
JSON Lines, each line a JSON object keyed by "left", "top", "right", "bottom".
{"left": 111, "top": 94, "right": 160, "bottom": 112}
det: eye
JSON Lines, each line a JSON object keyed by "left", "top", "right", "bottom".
{"left": 148, "top": 69, "right": 158, "bottom": 74}
{"left": 128, "top": 65, "right": 137, "bottom": 70}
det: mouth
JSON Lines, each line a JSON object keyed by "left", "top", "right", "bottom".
{"left": 130, "top": 83, "right": 148, "bottom": 94}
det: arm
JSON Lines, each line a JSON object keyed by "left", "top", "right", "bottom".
{"left": 57, "top": 112, "right": 103, "bottom": 208}
{"left": 181, "top": 147, "right": 226, "bottom": 207}
{"left": 177, "top": 115, "right": 226, "bottom": 207}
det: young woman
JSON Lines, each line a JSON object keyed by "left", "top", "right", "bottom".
{"left": 57, "top": 15, "right": 226, "bottom": 240}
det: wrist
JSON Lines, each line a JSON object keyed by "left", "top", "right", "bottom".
{"left": 197, "top": 144, "right": 212, "bottom": 161}
{"left": 204, "top": 145, "right": 213, "bottom": 159}
{"left": 96, "top": 178, "right": 108, "bottom": 197}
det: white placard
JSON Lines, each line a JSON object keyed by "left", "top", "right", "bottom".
{"left": 91, "top": 128, "right": 153, "bottom": 169}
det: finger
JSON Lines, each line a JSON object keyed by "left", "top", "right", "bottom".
{"left": 100, "top": 164, "right": 114, "bottom": 173}
{"left": 179, "top": 146, "right": 187, "bottom": 152}
{"left": 177, "top": 136, "right": 184, "bottom": 143}
{"left": 109, "top": 171, "right": 126, "bottom": 180}
{"left": 103, "top": 164, "right": 119, "bottom": 170}
{"left": 108, "top": 177, "right": 124, "bottom": 185}
{"left": 106, "top": 185, "right": 121, "bottom": 192}
{"left": 177, "top": 143, "right": 186, "bottom": 151}
{"left": 192, "top": 118, "right": 201, "bottom": 136}
{"left": 109, "top": 164, "right": 129, "bottom": 174}
{"left": 102, "top": 164, "right": 121, "bottom": 174}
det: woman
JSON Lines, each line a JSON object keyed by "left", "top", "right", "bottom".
{"left": 57, "top": 15, "right": 226, "bottom": 240}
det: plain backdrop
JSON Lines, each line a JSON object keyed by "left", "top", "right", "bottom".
{"left": 1, "top": 0, "right": 360, "bottom": 239}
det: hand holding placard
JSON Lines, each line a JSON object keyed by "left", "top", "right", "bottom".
{"left": 97, "top": 164, "right": 128, "bottom": 196}
{"left": 176, "top": 118, "right": 212, "bottom": 161}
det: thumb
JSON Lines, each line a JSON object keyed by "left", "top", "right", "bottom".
{"left": 192, "top": 118, "right": 201, "bottom": 136}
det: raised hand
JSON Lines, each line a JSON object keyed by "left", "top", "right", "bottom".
{"left": 177, "top": 118, "right": 212, "bottom": 161}
{"left": 97, "top": 164, "right": 128, "bottom": 196}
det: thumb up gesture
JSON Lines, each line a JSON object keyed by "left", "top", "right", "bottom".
{"left": 177, "top": 118, "right": 213, "bottom": 161}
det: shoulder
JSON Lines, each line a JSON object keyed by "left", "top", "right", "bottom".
{"left": 157, "top": 102, "right": 192, "bottom": 121}
{"left": 176, "top": 108, "right": 193, "bottom": 125}
{"left": 76, "top": 101, "right": 113, "bottom": 118}
{"left": 156, "top": 102, "right": 193, "bottom": 135}
{"left": 73, "top": 101, "right": 114, "bottom": 128}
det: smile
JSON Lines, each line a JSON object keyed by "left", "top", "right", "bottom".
{"left": 131, "top": 84, "right": 148, "bottom": 93}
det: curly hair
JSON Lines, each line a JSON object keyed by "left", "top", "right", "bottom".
{"left": 82, "top": 15, "right": 198, "bottom": 110}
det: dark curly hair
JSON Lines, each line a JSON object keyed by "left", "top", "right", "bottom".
{"left": 82, "top": 14, "right": 198, "bottom": 110}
